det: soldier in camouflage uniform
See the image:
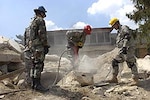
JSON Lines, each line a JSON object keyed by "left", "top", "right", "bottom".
{"left": 24, "top": 27, "right": 33, "bottom": 87}
{"left": 66, "top": 25, "right": 92, "bottom": 68}
{"left": 24, "top": 6, "right": 50, "bottom": 92}
{"left": 107, "top": 18, "right": 139, "bottom": 84}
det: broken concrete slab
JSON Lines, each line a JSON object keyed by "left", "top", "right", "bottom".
{"left": 137, "top": 55, "right": 150, "bottom": 72}
{"left": 57, "top": 71, "right": 94, "bottom": 87}
{"left": 0, "top": 50, "right": 22, "bottom": 62}
{"left": 0, "top": 36, "right": 22, "bottom": 62}
{"left": 0, "top": 67, "right": 25, "bottom": 81}
{"left": 0, "top": 36, "right": 22, "bottom": 53}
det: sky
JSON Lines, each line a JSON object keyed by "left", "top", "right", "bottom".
{"left": 0, "top": 0, "right": 138, "bottom": 39}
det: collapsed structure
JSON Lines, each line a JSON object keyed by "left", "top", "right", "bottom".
{"left": 0, "top": 36, "right": 24, "bottom": 82}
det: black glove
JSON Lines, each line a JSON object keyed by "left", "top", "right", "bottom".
{"left": 121, "top": 47, "right": 127, "bottom": 54}
{"left": 44, "top": 45, "right": 50, "bottom": 54}
{"left": 78, "top": 46, "right": 83, "bottom": 48}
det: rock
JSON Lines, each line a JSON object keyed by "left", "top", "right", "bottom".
{"left": 0, "top": 50, "right": 22, "bottom": 62}
{"left": 2, "top": 78, "right": 16, "bottom": 89}
{"left": 113, "top": 85, "right": 138, "bottom": 95}
{"left": 0, "top": 95, "right": 5, "bottom": 99}
{"left": 57, "top": 71, "right": 80, "bottom": 87}
{"left": 105, "top": 87, "right": 116, "bottom": 93}
{"left": 92, "top": 87, "right": 104, "bottom": 95}
{"left": 17, "top": 79, "right": 26, "bottom": 89}
{"left": 0, "top": 71, "right": 2, "bottom": 75}
{"left": 0, "top": 64, "right": 8, "bottom": 74}
{"left": 0, "top": 36, "right": 22, "bottom": 62}
{"left": 0, "top": 36, "right": 21, "bottom": 53}
{"left": 75, "top": 72, "right": 94, "bottom": 86}
{"left": 45, "top": 55, "right": 60, "bottom": 62}
{"left": 57, "top": 71, "right": 94, "bottom": 87}
{"left": 81, "top": 96, "right": 92, "bottom": 100}
{"left": 137, "top": 55, "right": 150, "bottom": 72}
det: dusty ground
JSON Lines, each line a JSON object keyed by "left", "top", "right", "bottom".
{"left": 2, "top": 73, "right": 150, "bottom": 100}
{"left": 1, "top": 52, "right": 150, "bottom": 100}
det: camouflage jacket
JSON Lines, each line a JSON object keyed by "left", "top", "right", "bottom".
{"left": 116, "top": 25, "right": 135, "bottom": 49}
{"left": 29, "top": 16, "right": 48, "bottom": 48}
{"left": 66, "top": 30, "right": 86, "bottom": 46}
{"left": 24, "top": 27, "right": 30, "bottom": 51}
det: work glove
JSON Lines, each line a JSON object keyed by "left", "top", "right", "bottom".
{"left": 44, "top": 45, "right": 50, "bottom": 54}
{"left": 121, "top": 47, "right": 127, "bottom": 54}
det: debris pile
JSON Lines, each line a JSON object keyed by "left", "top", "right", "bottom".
{"left": 0, "top": 36, "right": 150, "bottom": 100}
{"left": 0, "top": 36, "right": 24, "bottom": 90}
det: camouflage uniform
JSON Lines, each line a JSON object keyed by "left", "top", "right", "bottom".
{"left": 24, "top": 16, "right": 49, "bottom": 91}
{"left": 66, "top": 30, "right": 86, "bottom": 68}
{"left": 29, "top": 16, "right": 48, "bottom": 78}
{"left": 24, "top": 27, "right": 33, "bottom": 85}
{"left": 112, "top": 25, "right": 139, "bottom": 80}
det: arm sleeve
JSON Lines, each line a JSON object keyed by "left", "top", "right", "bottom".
{"left": 66, "top": 30, "right": 75, "bottom": 44}
{"left": 66, "top": 31, "right": 71, "bottom": 40}
{"left": 66, "top": 31, "right": 74, "bottom": 40}
{"left": 36, "top": 18, "right": 49, "bottom": 46}
{"left": 122, "top": 26, "right": 131, "bottom": 47}
{"left": 80, "top": 32, "right": 86, "bottom": 44}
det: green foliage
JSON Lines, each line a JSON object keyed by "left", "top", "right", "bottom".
{"left": 126, "top": 0, "right": 150, "bottom": 46}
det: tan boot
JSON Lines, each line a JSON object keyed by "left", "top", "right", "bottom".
{"left": 132, "top": 77, "right": 139, "bottom": 85}
{"left": 106, "top": 76, "right": 118, "bottom": 83}
{"left": 129, "top": 77, "right": 139, "bottom": 86}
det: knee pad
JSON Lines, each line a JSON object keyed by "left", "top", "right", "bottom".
{"left": 127, "top": 62, "right": 135, "bottom": 68}
{"left": 112, "top": 59, "right": 119, "bottom": 68}
{"left": 35, "top": 62, "right": 44, "bottom": 71}
{"left": 31, "top": 62, "right": 43, "bottom": 78}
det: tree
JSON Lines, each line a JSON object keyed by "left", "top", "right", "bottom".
{"left": 126, "top": 0, "right": 150, "bottom": 45}
{"left": 15, "top": 34, "right": 24, "bottom": 45}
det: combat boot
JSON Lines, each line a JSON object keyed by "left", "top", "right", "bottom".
{"left": 107, "top": 59, "right": 119, "bottom": 83}
{"left": 34, "top": 78, "right": 49, "bottom": 92}
{"left": 130, "top": 76, "right": 139, "bottom": 85}
{"left": 106, "top": 75, "right": 118, "bottom": 83}
{"left": 129, "top": 63, "right": 139, "bottom": 85}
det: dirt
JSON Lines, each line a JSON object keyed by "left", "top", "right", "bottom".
{"left": 1, "top": 72, "right": 150, "bottom": 100}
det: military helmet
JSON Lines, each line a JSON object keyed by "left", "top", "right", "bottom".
{"left": 34, "top": 6, "right": 47, "bottom": 13}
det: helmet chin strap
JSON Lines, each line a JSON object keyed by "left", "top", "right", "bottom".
{"left": 40, "top": 12, "right": 46, "bottom": 18}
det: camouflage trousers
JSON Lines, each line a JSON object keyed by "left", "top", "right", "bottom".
{"left": 112, "top": 47, "right": 139, "bottom": 79}
{"left": 24, "top": 50, "right": 32, "bottom": 84}
{"left": 30, "top": 46, "right": 45, "bottom": 79}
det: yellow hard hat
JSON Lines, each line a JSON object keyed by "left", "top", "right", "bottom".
{"left": 109, "top": 18, "right": 119, "bottom": 26}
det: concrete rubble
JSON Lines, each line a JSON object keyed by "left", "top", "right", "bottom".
{"left": 0, "top": 36, "right": 150, "bottom": 99}
{"left": 0, "top": 36, "right": 22, "bottom": 62}
{"left": 0, "top": 36, "right": 24, "bottom": 89}
{"left": 57, "top": 71, "right": 94, "bottom": 87}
